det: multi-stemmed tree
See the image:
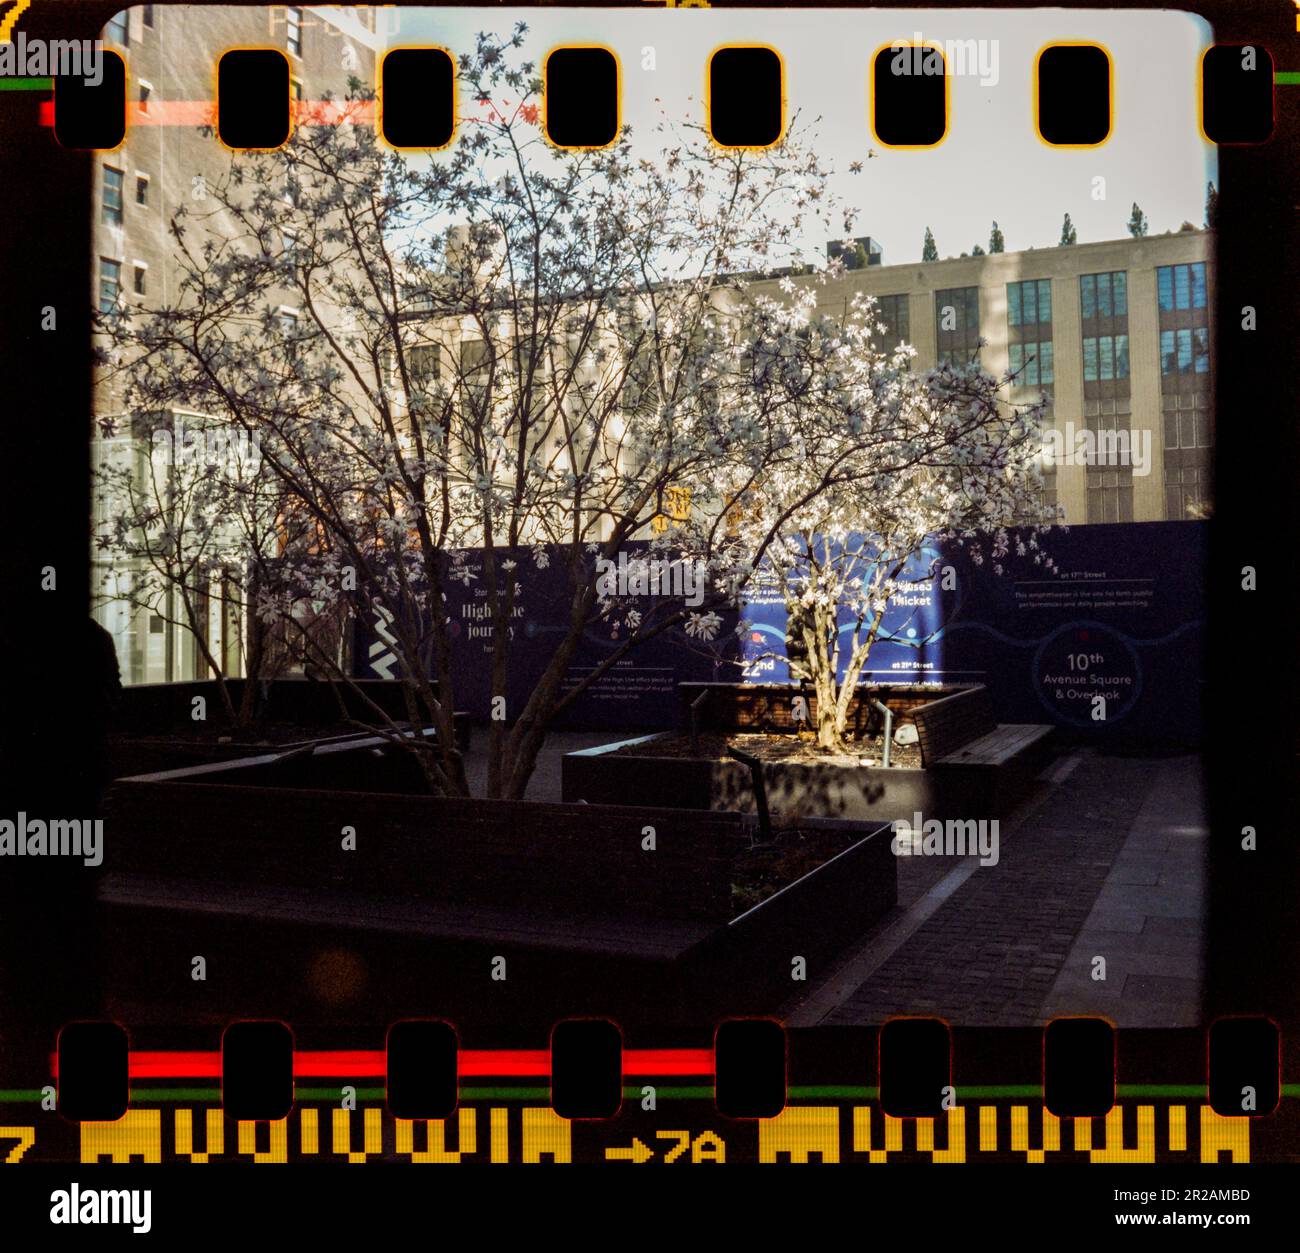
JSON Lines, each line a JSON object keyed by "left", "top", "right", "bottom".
{"left": 96, "top": 28, "right": 861, "bottom": 797}
{"left": 92, "top": 409, "right": 290, "bottom": 726}
{"left": 98, "top": 28, "right": 1057, "bottom": 785}
{"left": 688, "top": 289, "right": 1058, "bottom": 752}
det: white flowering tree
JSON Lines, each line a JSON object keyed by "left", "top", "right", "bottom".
{"left": 96, "top": 27, "right": 862, "bottom": 797}
{"left": 689, "top": 288, "right": 1058, "bottom": 752}
{"left": 92, "top": 409, "right": 294, "bottom": 725}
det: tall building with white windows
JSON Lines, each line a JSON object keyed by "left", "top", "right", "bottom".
{"left": 91, "top": 6, "right": 380, "bottom": 684}
{"left": 90, "top": 12, "right": 1213, "bottom": 686}
{"left": 753, "top": 230, "right": 1214, "bottom": 528}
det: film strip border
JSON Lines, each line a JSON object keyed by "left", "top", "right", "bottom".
{"left": 9, "top": 30, "right": 1279, "bottom": 151}
{"left": 0, "top": 1017, "right": 1292, "bottom": 1162}
{"left": 0, "top": 1094, "right": 1275, "bottom": 1165}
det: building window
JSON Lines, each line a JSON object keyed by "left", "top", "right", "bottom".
{"left": 1159, "top": 327, "right": 1209, "bottom": 375}
{"left": 401, "top": 283, "right": 434, "bottom": 313}
{"left": 1080, "top": 271, "right": 1127, "bottom": 320}
{"left": 460, "top": 338, "right": 490, "bottom": 405}
{"left": 1085, "top": 413, "right": 1134, "bottom": 523}
{"left": 1086, "top": 469, "right": 1134, "bottom": 523}
{"left": 1007, "top": 279, "right": 1051, "bottom": 328}
{"left": 1163, "top": 397, "right": 1212, "bottom": 451}
{"left": 1171, "top": 330, "right": 1189, "bottom": 373}
{"left": 278, "top": 232, "right": 299, "bottom": 275}
{"left": 512, "top": 333, "right": 536, "bottom": 380}
{"left": 1193, "top": 327, "right": 1209, "bottom": 373}
{"left": 287, "top": 7, "right": 303, "bottom": 57}
{"left": 1037, "top": 464, "right": 1059, "bottom": 517}
{"left": 138, "top": 82, "right": 152, "bottom": 114}
{"left": 1008, "top": 340, "right": 1054, "bottom": 387}
{"left": 106, "top": 12, "right": 128, "bottom": 45}
{"left": 1165, "top": 461, "right": 1209, "bottom": 520}
{"left": 410, "top": 344, "right": 440, "bottom": 390}
{"left": 1083, "top": 334, "right": 1129, "bottom": 382}
{"left": 101, "top": 165, "right": 124, "bottom": 226}
{"left": 935, "top": 286, "right": 980, "bottom": 365}
{"left": 875, "top": 293, "right": 910, "bottom": 346}
{"left": 276, "top": 308, "right": 301, "bottom": 349}
{"left": 135, "top": 174, "right": 149, "bottom": 205}
{"left": 143, "top": 5, "right": 154, "bottom": 28}
{"left": 98, "top": 258, "right": 121, "bottom": 313}
{"left": 133, "top": 264, "right": 147, "bottom": 295}
{"left": 1156, "top": 263, "right": 1207, "bottom": 312}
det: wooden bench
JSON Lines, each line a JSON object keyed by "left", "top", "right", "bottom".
{"left": 911, "top": 685, "right": 1054, "bottom": 815}
{"left": 911, "top": 685, "right": 1048, "bottom": 765}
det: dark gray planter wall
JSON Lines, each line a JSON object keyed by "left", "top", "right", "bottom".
{"left": 563, "top": 733, "right": 951, "bottom": 825}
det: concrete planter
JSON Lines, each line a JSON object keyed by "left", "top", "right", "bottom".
{"left": 689, "top": 817, "right": 898, "bottom": 1014}
{"left": 108, "top": 678, "right": 470, "bottom": 778}
{"left": 100, "top": 746, "right": 897, "bottom": 1028}
{"left": 563, "top": 731, "right": 944, "bottom": 826}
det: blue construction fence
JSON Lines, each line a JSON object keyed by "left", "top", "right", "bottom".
{"left": 355, "top": 521, "right": 1205, "bottom": 744}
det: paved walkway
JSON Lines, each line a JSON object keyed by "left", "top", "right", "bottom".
{"left": 458, "top": 729, "right": 1207, "bottom": 1027}
{"left": 1041, "top": 753, "right": 1206, "bottom": 1026}
{"left": 788, "top": 749, "right": 1207, "bottom": 1028}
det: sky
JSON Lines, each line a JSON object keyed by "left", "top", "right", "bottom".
{"left": 389, "top": 6, "right": 1218, "bottom": 265}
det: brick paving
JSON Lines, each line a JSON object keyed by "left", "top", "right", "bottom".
{"left": 479, "top": 731, "right": 1207, "bottom": 1027}
{"left": 1041, "top": 752, "right": 1206, "bottom": 1027}
{"left": 820, "top": 751, "right": 1205, "bottom": 1027}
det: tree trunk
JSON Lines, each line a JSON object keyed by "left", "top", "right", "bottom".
{"left": 236, "top": 582, "right": 264, "bottom": 729}
{"left": 814, "top": 673, "right": 843, "bottom": 751}
{"left": 808, "top": 601, "right": 847, "bottom": 752}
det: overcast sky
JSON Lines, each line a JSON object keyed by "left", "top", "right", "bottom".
{"left": 389, "top": 6, "right": 1218, "bottom": 265}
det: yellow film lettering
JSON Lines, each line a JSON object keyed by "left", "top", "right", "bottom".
{"left": 174, "top": 1109, "right": 224, "bottom": 1163}
{"left": 80, "top": 1111, "right": 161, "bottom": 1164}
{"left": 915, "top": 1109, "right": 967, "bottom": 1163}
{"left": 1199, "top": 1106, "right": 1250, "bottom": 1163}
{"left": 758, "top": 1107, "right": 839, "bottom": 1163}
{"left": 691, "top": 1131, "right": 725, "bottom": 1163}
{"left": 0, "top": 1126, "right": 35, "bottom": 1164}
{"left": 395, "top": 1110, "right": 478, "bottom": 1163}
{"left": 1011, "top": 1105, "right": 1061, "bottom": 1163}
{"left": 1090, "top": 1106, "right": 1156, "bottom": 1164}
{"left": 236, "top": 1119, "right": 288, "bottom": 1164}
{"left": 521, "top": 1107, "right": 570, "bottom": 1163}
{"left": 852, "top": 1106, "right": 903, "bottom": 1162}
{"left": 332, "top": 1107, "right": 384, "bottom": 1163}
